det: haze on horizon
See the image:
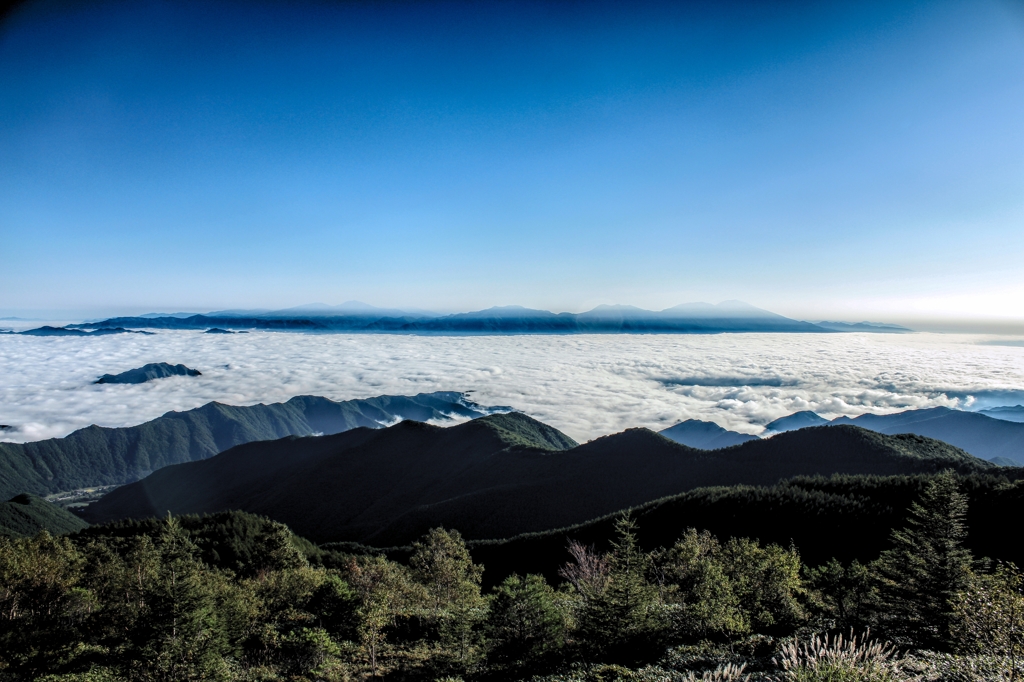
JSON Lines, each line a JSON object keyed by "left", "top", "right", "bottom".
{"left": 2, "top": 0, "right": 1023, "bottom": 330}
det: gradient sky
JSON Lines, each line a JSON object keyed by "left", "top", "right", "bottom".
{"left": 2, "top": 0, "right": 1023, "bottom": 326}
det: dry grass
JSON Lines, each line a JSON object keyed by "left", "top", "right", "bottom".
{"left": 773, "top": 630, "right": 900, "bottom": 682}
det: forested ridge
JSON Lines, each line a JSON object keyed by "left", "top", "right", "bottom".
{"left": 2, "top": 471, "right": 1023, "bottom": 681}
{"left": 82, "top": 414, "right": 992, "bottom": 546}
{"left": 0, "top": 392, "right": 501, "bottom": 500}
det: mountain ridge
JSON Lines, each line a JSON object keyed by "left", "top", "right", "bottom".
{"left": 0, "top": 391, "right": 510, "bottom": 499}
{"left": 66, "top": 301, "right": 830, "bottom": 334}
{"left": 82, "top": 416, "right": 994, "bottom": 546}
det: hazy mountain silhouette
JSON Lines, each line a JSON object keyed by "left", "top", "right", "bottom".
{"left": 830, "top": 407, "right": 1024, "bottom": 465}
{"left": 94, "top": 362, "right": 202, "bottom": 385}
{"left": 20, "top": 326, "right": 151, "bottom": 336}
{"left": 980, "top": 405, "right": 1024, "bottom": 423}
{"left": 82, "top": 414, "right": 992, "bottom": 545}
{"left": 659, "top": 419, "right": 757, "bottom": 449}
{"left": 68, "top": 301, "right": 829, "bottom": 334}
{"left": 812, "top": 321, "right": 912, "bottom": 333}
{"left": 765, "top": 411, "right": 829, "bottom": 433}
{"left": 0, "top": 391, "right": 509, "bottom": 499}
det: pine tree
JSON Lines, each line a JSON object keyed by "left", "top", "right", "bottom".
{"left": 577, "top": 515, "right": 667, "bottom": 663}
{"left": 485, "top": 574, "right": 565, "bottom": 670}
{"left": 873, "top": 471, "right": 973, "bottom": 648}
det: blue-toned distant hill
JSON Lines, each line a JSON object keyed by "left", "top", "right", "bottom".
{"left": 95, "top": 362, "right": 202, "bottom": 385}
{"left": 68, "top": 300, "right": 830, "bottom": 334}
{"left": 812, "top": 321, "right": 913, "bottom": 332}
{"left": 0, "top": 391, "right": 510, "bottom": 500}
{"left": 830, "top": 407, "right": 1024, "bottom": 465}
{"left": 764, "top": 411, "right": 830, "bottom": 434}
{"left": 758, "top": 406, "right": 1024, "bottom": 465}
{"left": 659, "top": 419, "right": 757, "bottom": 449}
{"left": 20, "top": 326, "right": 151, "bottom": 336}
{"left": 981, "top": 405, "right": 1024, "bottom": 423}
{"left": 82, "top": 416, "right": 992, "bottom": 546}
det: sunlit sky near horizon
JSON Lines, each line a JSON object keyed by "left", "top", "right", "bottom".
{"left": 2, "top": 0, "right": 1023, "bottom": 328}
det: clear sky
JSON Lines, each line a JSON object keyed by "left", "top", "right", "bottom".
{"left": 2, "top": 0, "right": 1023, "bottom": 328}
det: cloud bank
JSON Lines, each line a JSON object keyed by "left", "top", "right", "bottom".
{"left": 0, "top": 331, "right": 1022, "bottom": 443}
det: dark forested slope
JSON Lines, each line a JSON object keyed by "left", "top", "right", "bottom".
{"left": 466, "top": 471, "right": 1024, "bottom": 588}
{"left": 0, "top": 494, "right": 89, "bottom": 537}
{"left": 83, "top": 415, "right": 994, "bottom": 545}
{"left": 0, "top": 391, "right": 504, "bottom": 499}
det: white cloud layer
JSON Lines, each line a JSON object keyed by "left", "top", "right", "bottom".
{"left": 1, "top": 331, "right": 1022, "bottom": 444}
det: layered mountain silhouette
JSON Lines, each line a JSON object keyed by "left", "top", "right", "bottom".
{"left": 94, "top": 362, "right": 202, "bottom": 384}
{"left": 828, "top": 407, "right": 1024, "bottom": 465}
{"left": 812, "top": 321, "right": 912, "bottom": 333}
{"left": 658, "top": 420, "right": 757, "bottom": 449}
{"left": 19, "top": 326, "right": 151, "bottom": 336}
{"left": 0, "top": 391, "right": 508, "bottom": 499}
{"left": 68, "top": 301, "right": 828, "bottom": 334}
{"left": 981, "top": 405, "right": 1024, "bottom": 423}
{"left": 82, "top": 412, "right": 992, "bottom": 546}
{"left": 661, "top": 405, "right": 1024, "bottom": 463}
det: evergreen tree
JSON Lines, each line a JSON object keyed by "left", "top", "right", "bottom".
{"left": 485, "top": 574, "right": 566, "bottom": 670}
{"left": 123, "top": 516, "right": 234, "bottom": 681}
{"left": 577, "top": 515, "right": 667, "bottom": 664}
{"left": 873, "top": 470, "right": 973, "bottom": 648}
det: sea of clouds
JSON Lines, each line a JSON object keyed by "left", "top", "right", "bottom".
{"left": 1, "top": 331, "right": 1023, "bottom": 444}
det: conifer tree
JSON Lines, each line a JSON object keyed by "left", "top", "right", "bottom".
{"left": 485, "top": 574, "right": 566, "bottom": 669}
{"left": 873, "top": 471, "right": 973, "bottom": 648}
{"left": 577, "top": 515, "right": 667, "bottom": 663}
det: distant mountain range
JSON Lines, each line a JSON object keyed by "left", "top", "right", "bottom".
{"left": 980, "top": 405, "right": 1024, "bottom": 423}
{"left": 661, "top": 405, "right": 1024, "bottom": 464}
{"left": 63, "top": 301, "right": 854, "bottom": 334}
{"left": 17, "top": 326, "right": 152, "bottom": 336}
{"left": 82, "top": 412, "right": 992, "bottom": 545}
{"left": 0, "top": 391, "right": 509, "bottom": 500}
{"left": 813, "top": 321, "right": 912, "bottom": 333}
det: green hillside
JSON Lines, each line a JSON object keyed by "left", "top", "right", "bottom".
{"left": 0, "top": 391, "right": 502, "bottom": 499}
{"left": 83, "top": 416, "right": 994, "bottom": 546}
{"left": 0, "top": 494, "right": 89, "bottom": 537}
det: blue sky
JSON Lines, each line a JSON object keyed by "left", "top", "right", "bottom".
{"left": 1, "top": 0, "right": 1022, "bottom": 327}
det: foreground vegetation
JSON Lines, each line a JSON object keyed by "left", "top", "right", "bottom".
{"left": 1, "top": 472, "right": 1021, "bottom": 681}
